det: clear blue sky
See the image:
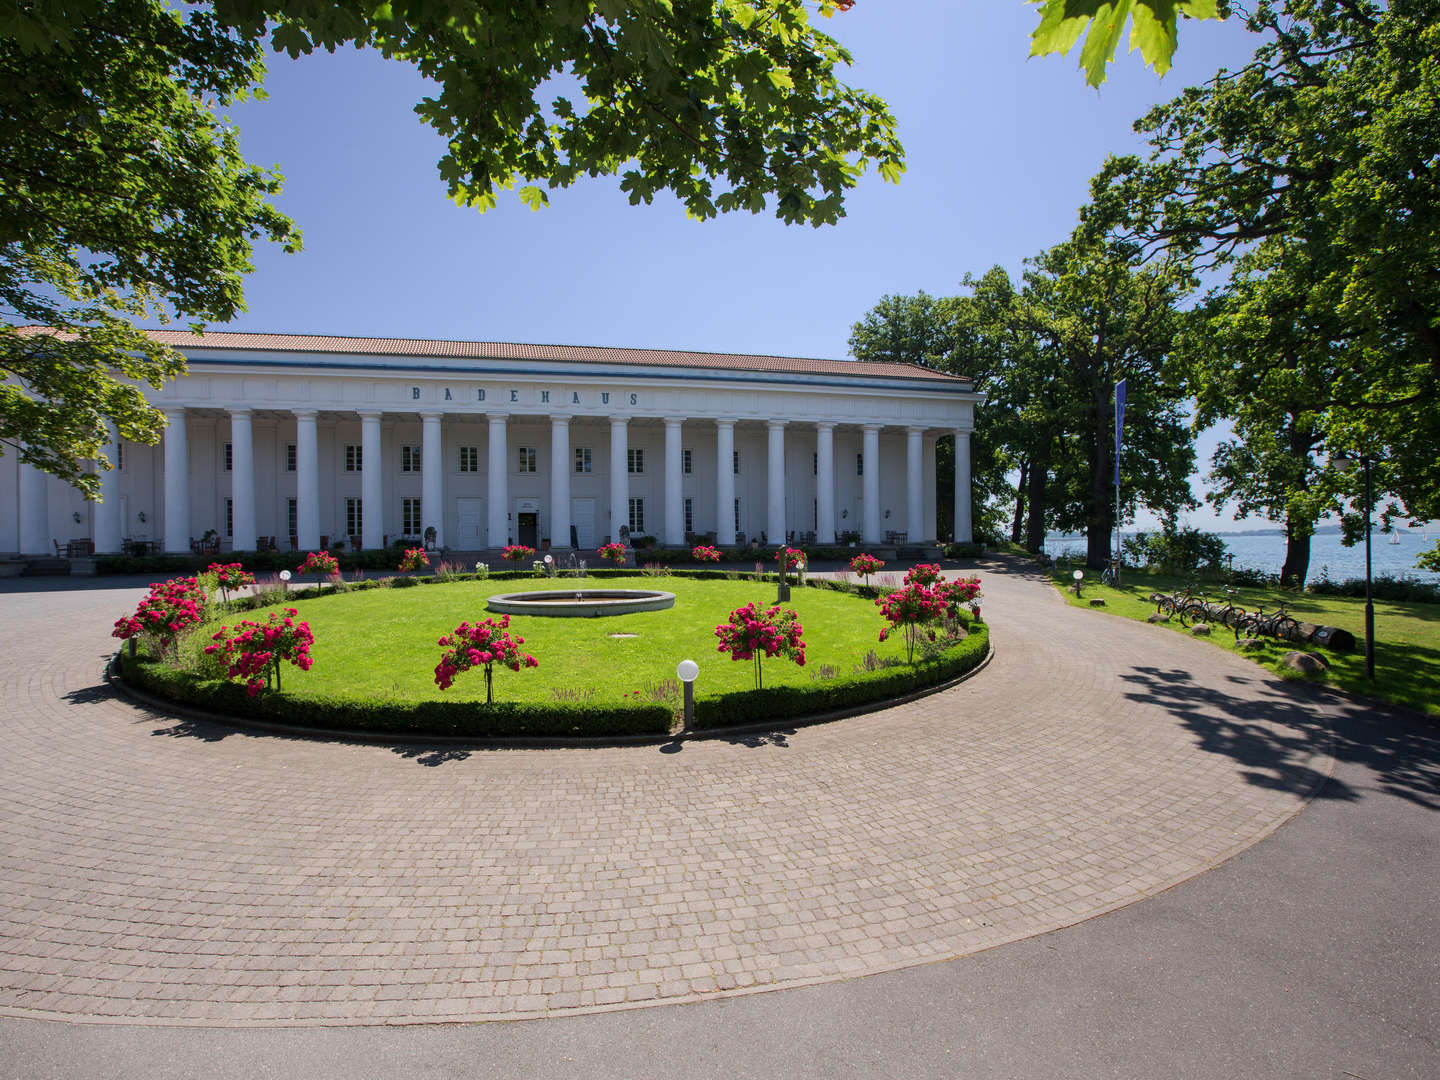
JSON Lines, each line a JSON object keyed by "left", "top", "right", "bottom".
{"left": 213, "top": 3, "right": 1263, "bottom": 531}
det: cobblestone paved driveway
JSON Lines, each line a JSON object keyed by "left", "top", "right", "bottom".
{"left": 0, "top": 560, "right": 1335, "bottom": 1025}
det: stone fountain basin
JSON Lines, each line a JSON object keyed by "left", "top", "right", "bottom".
{"left": 486, "top": 589, "right": 676, "bottom": 618}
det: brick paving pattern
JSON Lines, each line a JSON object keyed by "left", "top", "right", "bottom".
{"left": 0, "top": 561, "right": 1335, "bottom": 1025}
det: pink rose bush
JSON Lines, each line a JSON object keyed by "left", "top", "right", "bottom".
{"left": 398, "top": 547, "right": 430, "bottom": 572}
{"left": 204, "top": 608, "right": 315, "bottom": 697}
{"left": 933, "top": 575, "right": 983, "bottom": 620}
{"left": 203, "top": 562, "right": 256, "bottom": 605}
{"left": 691, "top": 544, "right": 722, "bottom": 562}
{"left": 849, "top": 553, "right": 884, "bottom": 582}
{"left": 112, "top": 576, "right": 208, "bottom": 655}
{"left": 433, "top": 614, "right": 537, "bottom": 703}
{"left": 714, "top": 602, "right": 806, "bottom": 689}
{"left": 903, "top": 563, "right": 943, "bottom": 588}
{"left": 500, "top": 544, "right": 535, "bottom": 565}
{"left": 298, "top": 550, "right": 340, "bottom": 581}
{"left": 774, "top": 546, "right": 806, "bottom": 582}
{"left": 598, "top": 542, "right": 627, "bottom": 566}
{"left": 875, "top": 584, "right": 947, "bottom": 663}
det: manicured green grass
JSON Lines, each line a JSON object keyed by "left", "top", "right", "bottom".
{"left": 193, "top": 576, "right": 918, "bottom": 706}
{"left": 1049, "top": 568, "right": 1440, "bottom": 717}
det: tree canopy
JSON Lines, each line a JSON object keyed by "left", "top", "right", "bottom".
{"left": 1095, "top": 0, "right": 1440, "bottom": 523}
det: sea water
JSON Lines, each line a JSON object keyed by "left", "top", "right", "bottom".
{"left": 1044, "top": 528, "right": 1440, "bottom": 584}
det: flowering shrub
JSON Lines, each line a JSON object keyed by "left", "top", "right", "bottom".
{"left": 112, "top": 576, "right": 208, "bottom": 656}
{"left": 597, "top": 542, "right": 627, "bottom": 566}
{"left": 904, "top": 563, "right": 943, "bottom": 588}
{"left": 691, "top": 544, "right": 722, "bottom": 562}
{"left": 501, "top": 544, "right": 535, "bottom": 565}
{"left": 202, "top": 562, "right": 256, "bottom": 605}
{"left": 474, "top": 561, "right": 490, "bottom": 579}
{"left": 433, "top": 614, "right": 538, "bottom": 702}
{"left": 714, "top": 602, "right": 806, "bottom": 689}
{"left": 876, "top": 584, "right": 947, "bottom": 663}
{"left": 933, "top": 575, "right": 983, "bottom": 620}
{"left": 398, "top": 547, "right": 430, "bottom": 572}
{"left": 298, "top": 550, "right": 340, "bottom": 580}
{"left": 204, "top": 608, "right": 315, "bottom": 697}
{"left": 775, "top": 546, "right": 806, "bottom": 582}
{"left": 850, "top": 553, "right": 884, "bottom": 581}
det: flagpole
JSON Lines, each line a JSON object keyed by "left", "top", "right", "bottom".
{"left": 1114, "top": 378, "right": 1126, "bottom": 587}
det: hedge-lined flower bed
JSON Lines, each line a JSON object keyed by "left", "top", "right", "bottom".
{"left": 113, "top": 571, "right": 989, "bottom": 740}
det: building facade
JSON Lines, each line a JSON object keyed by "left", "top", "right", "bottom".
{"left": 3, "top": 331, "right": 982, "bottom": 556}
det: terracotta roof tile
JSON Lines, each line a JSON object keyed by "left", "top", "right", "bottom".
{"left": 129, "top": 329, "right": 970, "bottom": 385}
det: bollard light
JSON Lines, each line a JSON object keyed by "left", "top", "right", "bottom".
{"left": 676, "top": 659, "right": 698, "bottom": 731}
{"left": 279, "top": 568, "right": 291, "bottom": 593}
{"left": 1072, "top": 568, "right": 1084, "bottom": 597}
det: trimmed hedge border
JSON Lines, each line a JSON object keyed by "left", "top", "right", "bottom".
{"left": 110, "top": 571, "right": 990, "bottom": 744}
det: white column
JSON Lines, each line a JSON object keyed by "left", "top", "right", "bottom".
{"left": 664, "top": 418, "right": 684, "bottom": 546}
{"left": 815, "top": 422, "right": 835, "bottom": 544}
{"left": 229, "top": 408, "right": 256, "bottom": 551}
{"left": 18, "top": 458, "right": 50, "bottom": 555}
{"left": 421, "top": 411, "right": 444, "bottom": 549}
{"left": 360, "top": 410, "right": 383, "bottom": 549}
{"left": 162, "top": 408, "right": 189, "bottom": 553}
{"left": 766, "top": 420, "right": 786, "bottom": 545}
{"left": 862, "top": 424, "right": 882, "bottom": 545}
{"left": 550, "top": 414, "right": 572, "bottom": 549}
{"left": 487, "top": 414, "right": 508, "bottom": 547}
{"left": 953, "top": 429, "right": 973, "bottom": 544}
{"left": 906, "top": 426, "right": 925, "bottom": 543}
{"left": 92, "top": 423, "right": 123, "bottom": 554}
{"left": 609, "top": 418, "right": 628, "bottom": 544}
{"left": 715, "top": 419, "right": 735, "bottom": 546}
{"left": 294, "top": 410, "right": 320, "bottom": 550}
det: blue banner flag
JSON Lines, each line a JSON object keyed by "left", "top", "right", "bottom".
{"left": 1114, "top": 379, "right": 1127, "bottom": 486}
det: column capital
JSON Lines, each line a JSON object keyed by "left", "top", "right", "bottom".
{"left": 292, "top": 408, "right": 318, "bottom": 419}
{"left": 419, "top": 410, "right": 444, "bottom": 422}
{"left": 714, "top": 417, "right": 736, "bottom": 430}
{"left": 906, "top": 425, "right": 927, "bottom": 437}
{"left": 814, "top": 421, "right": 836, "bottom": 432}
{"left": 550, "top": 413, "right": 574, "bottom": 424}
{"left": 663, "top": 416, "right": 686, "bottom": 427}
{"left": 160, "top": 405, "right": 187, "bottom": 419}
{"left": 487, "top": 411, "right": 508, "bottom": 424}
{"left": 767, "top": 419, "right": 786, "bottom": 432}
{"left": 861, "top": 422, "right": 883, "bottom": 434}
{"left": 610, "top": 417, "right": 628, "bottom": 429}
{"left": 228, "top": 407, "right": 253, "bottom": 419}
{"left": 357, "top": 409, "right": 384, "bottom": 422}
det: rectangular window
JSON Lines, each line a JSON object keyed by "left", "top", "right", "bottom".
{"left": 517, "top": 446, "right": 537, "bottom": 473}
{"left": 628, "top": 497, "right": 645, "bottom": 534}
{"left": 346, "top": 497, "right": 363, "bottom": 537}
{"left": 575, "top": 447, "right": 592, "bottom": 473}
{"left": 627, "top": 447, "right": 644, "bottom": 474}
{"left": 402, "top": 497, "right": 422, "bottom": 535}
{"left": 225, "top": 497, "right": 233, "bottom": 537}
{"left": 733, "top": 450, "right": 741, "bottom": 475}
{"left": 286, "top": 444, "right": 296, "bottom": 472}
{"left": 116, "top": 442, "right": 125, "bottom": 471}
{"left": 682, "top": 447, "right": 693, "bottom": 475}
{"left": 401, "top": 445, "right": 422, "bottom": 473}
{"left": 224, "top": 442, "right": 232, "bottom": 471}
{"left": 857, "top": 452, "right": 864, "bottom": 477}
{"left": 345, "top": 444, "right": 362, "bottom": 472}
{"left": 734, "top": 497, "right": 742, "bottom": 534}
{"left": 287, "top": 498, "right": 297, "bottom": 538}
{"left": 459, "top": 445, "right": 479, "bottom": 473}
{"left": 684, "top": 497, "right": 694, "bottom": 535}
{"left": 812, "top": 452, "right": 818, "bottom": 476}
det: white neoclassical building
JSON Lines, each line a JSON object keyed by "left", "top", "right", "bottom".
{"left": 3, "top": 331, "right": 982, "bottom": 557}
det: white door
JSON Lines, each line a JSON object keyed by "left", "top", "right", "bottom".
{"left": 571, "top": 497, "right": 595, "bottom": 549}
{"left": 456, "top": 497, "right": 485, "bottom": 548}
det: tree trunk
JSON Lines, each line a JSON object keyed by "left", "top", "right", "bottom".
{"left": 1086, "top": 383, "right": 1113, "bottom": 570}
{"left": 1025, "top": 455, "right": 1048, "bottom": 554}
{"left": 1011, "top": 459, "right": 1028, "bottom": 545}
{"left": 1281, "top": 519, "right": 1312, "bottom": 588}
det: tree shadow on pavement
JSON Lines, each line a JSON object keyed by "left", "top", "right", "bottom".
{"left": 1120, "top": 666, "right": 1440, "bottom": 810}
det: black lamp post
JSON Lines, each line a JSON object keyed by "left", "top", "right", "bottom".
{"left": 1335, "top": 454, "right": 1376, "bottom": 680}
